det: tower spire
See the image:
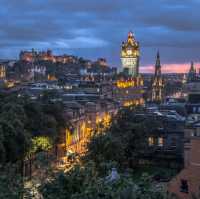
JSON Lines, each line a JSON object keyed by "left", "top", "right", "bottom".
{"left": 151, "top": 51, "right": 164, "bottom": 103}
{"left": 190, "top": 61, "right": 195, "bottom": 73}
{"left": 155, "top": 50, "right": 161, "bottom": 76}
{"left": 157, "top": 50, "right": 160, "bottom": 59}
{"left": 188, "top": 61, "right": 196, "bottom": 82}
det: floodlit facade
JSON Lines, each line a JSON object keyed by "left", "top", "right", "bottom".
{"left": 20, "top": 49, "right": 77, "bottom": 64}
{"left": 0, "top": 64, "right": 6, "bottom": 79}
{"left": 121, "top": 32, "right": 140, "bottom": 76}
{"left": 152, "top": 52, "right": 164, "bottom": 102}
{"left": 115, "top": 31, "right": 144, "bottom": 107}
{"left": 115, "top": 76, "right": 144, "bottom": 107}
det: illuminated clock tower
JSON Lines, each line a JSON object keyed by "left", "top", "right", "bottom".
{"left": 121, "top": 32, "right": 140, "bottom": 76}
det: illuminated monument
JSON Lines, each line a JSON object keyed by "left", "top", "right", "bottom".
{"left": 114, "top": 31, "right": 144, "bottom": 107}
{"left": 151, "top": 52, "right": 164, "bottom": 102}
{"left": 121, "top": 32, "right": 140, "bottom": 76}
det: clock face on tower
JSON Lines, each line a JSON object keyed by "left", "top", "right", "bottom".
{"left": 127, "top": 49, "right": 132, "bottom": 56}
{"left": 121, "top": 32, "right": 140, "bottom": 76}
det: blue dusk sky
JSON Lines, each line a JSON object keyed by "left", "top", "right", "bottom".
{"left": 0, "top": 0, "right": 200, "bottom": 72}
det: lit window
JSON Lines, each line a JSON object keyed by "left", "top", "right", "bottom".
{"left": 148, "top": 137, "right": 154, "bottom": 146}
{"left": 158, "top": 137, "right": 164, "bottom": 147}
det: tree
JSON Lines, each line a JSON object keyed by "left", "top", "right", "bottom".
{"left": 0, "top": 102, "right": 31, "bottom": 164}
{"left": 84, "top": 106, "right": 163, "bottom": 169}
{"left": 85, "top": 133, "right": 124, "bottom": 171}
{"left": 40, "top": 162, "right": 167, "bottom": 199}
{"left": 0, "top": 93, "right": 65, "bottom": 170}
{"left": 24, "top": 100, "right": 66, "bottom": 142}
{"left": 0, "top": 164, "right": 24, "bottom": 199}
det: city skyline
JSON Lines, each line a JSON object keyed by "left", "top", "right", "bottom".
{"left": 0, "top": 0, "right": 200, "bottom": 73}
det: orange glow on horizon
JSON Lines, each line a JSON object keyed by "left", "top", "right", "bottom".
{"left": 140, "top": 63, "right": 200, "bottom": 74}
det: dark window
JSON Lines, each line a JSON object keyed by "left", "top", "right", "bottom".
{"left": 188, "top": 94, "right": 200, "bottom": 104}
{"left": 180, "top": 179, "right": 189, "bottom": 193}
{"left": 171, "top": 137, "right": 177, "bottom": 148}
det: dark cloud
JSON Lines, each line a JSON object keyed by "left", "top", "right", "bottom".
{"left": 0, "top": 0, "right": 199, "bottom": 67}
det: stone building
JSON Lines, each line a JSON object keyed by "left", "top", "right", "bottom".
{"left": 187, "top": 61, "right": 197, "bottom": 83}
{"left": 120, "top": 32, "right": 140, "bottom": 76}
{"left": 0, "top": 64, "right": 6, "bottom": 80}
{"left": 20, "top": 49, "right": 77, "bottom": 64}
{"left": 114, "top": 31, "right": 144, "bottom": 107}
{"left": 168, "top": 121, "right": 200, "bottom": 198}
{"left": 151, "top": 52, "right": 164, "bottom": 103}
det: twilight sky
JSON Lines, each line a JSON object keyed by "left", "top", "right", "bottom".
{"left": 0, "top": 0, "right": 200, "bottom": 73}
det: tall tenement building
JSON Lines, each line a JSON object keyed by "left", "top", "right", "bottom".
{"left": 151, "top": 52, "right": 164, "bottom": 102}
{"left": 121, "top": 32, "right": 140, "bottom": 76}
